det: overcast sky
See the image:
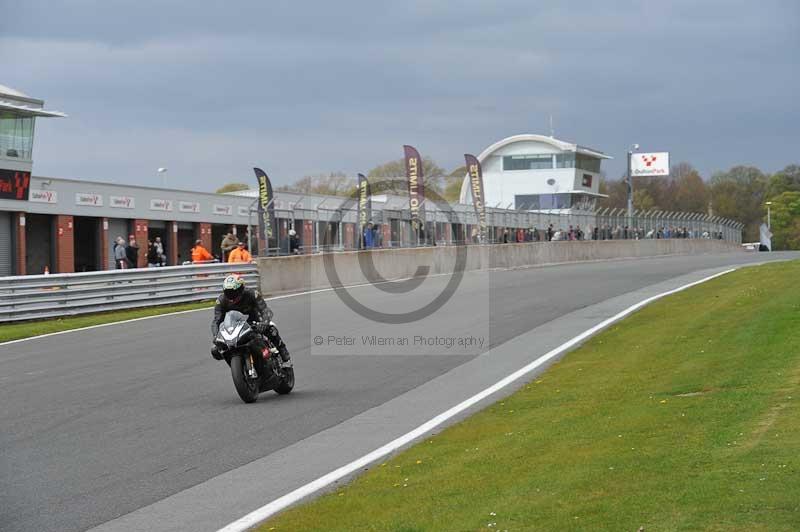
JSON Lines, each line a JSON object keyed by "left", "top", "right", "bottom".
{"left": 1, "top": 0, "right": 798, "bottom": 191}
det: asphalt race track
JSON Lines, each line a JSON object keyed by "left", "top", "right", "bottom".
{"left": 1, "top": 251, "right": 796, "bottom": 532}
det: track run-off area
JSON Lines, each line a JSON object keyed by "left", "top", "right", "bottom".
{"left": 1, "top": 251, "right": 797, "bottom": 532}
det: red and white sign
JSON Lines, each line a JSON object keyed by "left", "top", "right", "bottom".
{"left": 29, "top": 189, "right": 58, "bottom": 204}
{"left": 179, "top": 201, "right": 200, "bottom": 213}
{"left": 631, "top": 152, "right": 670, "bottom": 177}
{"left": 109, "top": 195, "right": 135, "bottom": 209}
{"left": 75, "top": 193, "right": 103, "bottom": 206}
{"left": 213, "top": 204, "right": 233, "bottom": 216}
{"left": 150, "top": 198, "right": 173, "bottom": 211}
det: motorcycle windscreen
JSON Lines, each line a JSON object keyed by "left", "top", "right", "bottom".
{"left": 222, "top": 311, "right": 248, "bottom": 331}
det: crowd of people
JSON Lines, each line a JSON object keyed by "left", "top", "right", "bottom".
{"left": 362, "top": 221, "right": 385, "bottom": 249}
{"left": 112, "top": 231, "right": 262, "bottom": 270}
{"left": 485, "top": 224, "right": 726, "bottom": 244}
{"left": 113, "top": 235, "right": 139, "bottom": 269}
{"left": 113, "top": 235, "right": 181, "bottom": 269}
{"left": 191, "top": 232, "right": 257, "bottom": 264}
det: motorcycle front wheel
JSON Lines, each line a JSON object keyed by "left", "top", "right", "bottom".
{"left": 274, "top": 367, "right": 295, "bottom": 395}
{"left": 231, "top": 355, "right": 259, "bottom": 403}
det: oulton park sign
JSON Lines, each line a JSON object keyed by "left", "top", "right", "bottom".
{"left": 631, "top": 152, "right": 670, "bottom": 177}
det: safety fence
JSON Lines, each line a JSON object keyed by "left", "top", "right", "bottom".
{"left": 277, "top": 207, "right": 744, "bottom": 253}
{"left": 0, "top": 262, "right": 258, "bottom": 323}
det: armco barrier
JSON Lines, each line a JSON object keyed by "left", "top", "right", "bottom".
{"left": 0, "top": 263, "right": 258, "bottom": 323}
{"left": 257, "top": 239, "right": 742, "bottom": 295}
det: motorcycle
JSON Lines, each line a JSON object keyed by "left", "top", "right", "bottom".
{"left": 213, "top": 310, "right": 295, "bottom": 403}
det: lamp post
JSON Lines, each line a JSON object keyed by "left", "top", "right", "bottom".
{"left": 626, "top": 144, "right": 640, "bottom": 224}
{"left": 765, "top": 201, "right": 773, "bottom": 229}
{"left": 157, "top": 167, "right": 168, "bottom": 188}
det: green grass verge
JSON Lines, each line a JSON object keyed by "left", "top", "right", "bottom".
{"left": 260, "top": 261, "right": 800, "bottom": 531}
{"left": 0, "top": 300, "right": 215, "bottom": 343}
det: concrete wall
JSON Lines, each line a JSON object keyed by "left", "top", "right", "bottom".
{"left": 257, "top": 239, "right": 741, "bottom": 295}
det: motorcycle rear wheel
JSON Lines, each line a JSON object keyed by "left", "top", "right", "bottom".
{"left": 231, "top": 355, "right": 259, "bottom": 403}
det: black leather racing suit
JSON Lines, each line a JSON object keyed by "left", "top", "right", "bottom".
{"left": 210, "top": 288, "right": 290, "bottom": 368}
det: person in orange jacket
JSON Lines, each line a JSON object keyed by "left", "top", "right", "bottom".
{"left": 191, "top": 239, "right": 214, "bottom": 263}
{"left": 228, "top": 242, "right": 253, "bottom": 263}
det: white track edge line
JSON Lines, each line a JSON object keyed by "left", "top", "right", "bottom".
{"left": 217, "top": 267, "right": 737, "bottom": 532}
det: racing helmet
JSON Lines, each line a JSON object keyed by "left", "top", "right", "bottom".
{"left": 222, "top": 274, "right": 245, "bottom": 303}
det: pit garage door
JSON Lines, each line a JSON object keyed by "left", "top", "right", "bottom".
{"left": 0, "top": 212, "right": 11, "bottom": 276}
{"left": 25, "top": 214, "right": 53, "bottom": 275}
{"left": 107, "top": 218, "right": 129, "bottom": 269}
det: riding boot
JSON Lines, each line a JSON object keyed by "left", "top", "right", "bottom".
{"left": 268, "top": 326, "right": 292, "bottom": 366}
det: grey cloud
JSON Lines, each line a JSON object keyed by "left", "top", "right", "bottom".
{"left": 1, "top": 0, "right": 798, "bottom": 188}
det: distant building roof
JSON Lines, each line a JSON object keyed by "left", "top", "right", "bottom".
{"left": 0, "top": 83, "right": 66, "bottom": 117}
{"left": 0, "top": 84, "right": 30, "bottom": 98}
{"left": 476, "top": 134, "right": 612, "bottom": 160}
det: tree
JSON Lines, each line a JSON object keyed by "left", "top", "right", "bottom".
{"left": 598, "top": 176, "right": 627, "bottom": 210}
{"left": 671, "top": 163, "right": 709, "bottom": 213}
{"left": 767, "top": 191, "right": 800, "bottom": 250}
{"left": 633, "top": 189, "right": 656, "bottom": 212}
{"left": 710, "top": 165, "right": 768, "bottom": 242}
{"left": 442, "top": 165, "right": 466, "bottom": 203}
{"left": 216, "top": 182, "right": 250, "bottom": 194}
{"left": 767, "top": 164, "right": 800, "bottom": 198}
{"left": 277, "top": 172, "right": 356, "bottom": 197}
{"left": 367, "top": 157, "right": 447, "bottom": 195}
{"left": 597, "top": 163, "right": 712, "bottom": 215}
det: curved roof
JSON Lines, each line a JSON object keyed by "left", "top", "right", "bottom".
{"left": 474, "top": 133, "right": 610, "bottom": 163}
{"left": 459, "top": 134, "right": 611, "bottom": 203}
{"left": 0, "top": 84, "right": 30, "bottom": 98}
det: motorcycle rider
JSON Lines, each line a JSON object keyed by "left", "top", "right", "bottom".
{"left": 210, "top": 275, "right": 292, "bottom": 371}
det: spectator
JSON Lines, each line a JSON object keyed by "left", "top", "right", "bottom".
{"left": 113, "top": 236, "right": 128, "bottom": 269}
{"left": 125, "top": 236, "right": 140, "bottom": 269}
{"left": 363, "top": 222, "right": 375, "bottom": 249}
{"left": 191, "top": 239, "right": 214, "bottom": 263}
{"left": 546, "top": 224, "right": 554, "bottom": 242}
{"left": 372, "top": 223, "right": 382, "bottom": 247}
{"left": 532, "top": 227, "right": 540, "bottom": 242}
{"left": 146, "top": 240, "right": 159, "bottom": 268}
{"left": 154, "top": 236, "right": 166, "bottom": 265}
{"left": 228, "top": 242, "right": 253, "bottom": 263}
{"left": 575, "top": 225, "right": 584, "bottom": 241}
{"left": 220, "top": 233, "right": 239, "bottom": 262}
{"left": 502, "top": 228, "right": 510, "bottom": 243}
{"left": 471, "top": 226, "right": 480, "bottom": 244}
{"left": 288, "top": 228, "right": 300, "bottom": 254}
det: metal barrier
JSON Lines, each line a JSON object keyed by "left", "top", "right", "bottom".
{"left": 0, "top": 263, "right": 258, "bottom": 323}
{"left": 268, "top": 208, "right": 744, "bottom": 253}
